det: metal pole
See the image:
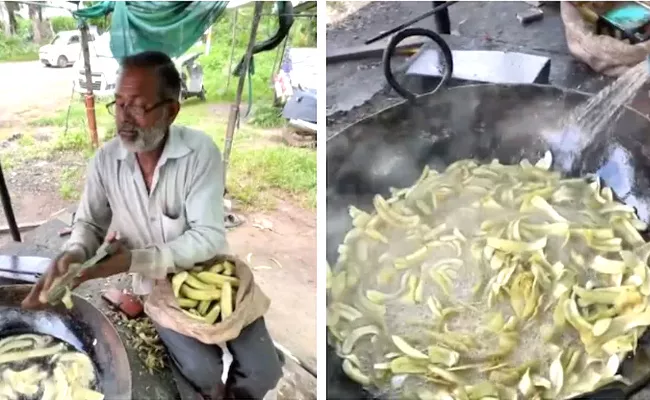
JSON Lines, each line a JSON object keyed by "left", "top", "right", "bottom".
{"left": 0, "top": 162, "right": 21, "bottom": 242}
{"left": 225, "top": 9, "right": 239, "bottom": 92}
{"left": 80, "top": 20, "right": 98, "bottom": 148}
{"left": 432, "top": 1, "right": 451, "bottom": 34}
{"left": 223, "top": 2, "right": 263, "bottom": 185}
{"left": 271, "top": 35, "right": 289, "bottom": 80}
{"left": 204, "top": 26, "right": 212, "bottom": 56}
{"left": 364, "top": 1, "right": 457, "bottom": 45}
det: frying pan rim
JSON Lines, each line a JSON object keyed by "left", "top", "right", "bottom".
{"left": 0, "top": 284, "right": 132, "bottom": 400}
{"left": 325, "top": 82, "right": 650, "bottom": 144}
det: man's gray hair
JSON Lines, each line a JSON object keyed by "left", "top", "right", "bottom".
{"left": 119, "top": 51, "right": 181, "bottom": 101}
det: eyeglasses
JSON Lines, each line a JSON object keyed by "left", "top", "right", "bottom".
{"left": 106, "top": 99, "right": 174, "bottom": 118}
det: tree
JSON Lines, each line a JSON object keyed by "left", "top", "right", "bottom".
{"left": 0, "top": 2, "right": 9, "bottom": 35}
{"left": 28, "top": 3, "right": 40, "bottom": 42}
{"left": 4, "top": 1, "right": 18, "bottom": 35}
{"left": 27, "top": 1, "right": 49, "bottom": 43}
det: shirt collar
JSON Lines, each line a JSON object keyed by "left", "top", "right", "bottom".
{"left": 117, "top": 125, "right": 192, "bottom": 168}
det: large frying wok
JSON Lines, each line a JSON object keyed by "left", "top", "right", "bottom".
{"left": 0, "top": 284, "right": 132, "bottom": 399}
{"left": 326, "top": 83, "right": 650, "bottom": 399}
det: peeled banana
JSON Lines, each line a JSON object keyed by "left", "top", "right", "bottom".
{"left": 170, "top": 261, "right": 238, "bottom": 324}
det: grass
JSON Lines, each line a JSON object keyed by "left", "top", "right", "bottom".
{"left": 248, "top": 103, "right": 285, "bottom": 128}
{"left": 227, "top": 146, "right": 316, "bottom": 209}
{"left": 15, "top": 97, "right": 316, "bottom": 210}
{"left": 1, "top": 51, "right": 38, "bottom": 62}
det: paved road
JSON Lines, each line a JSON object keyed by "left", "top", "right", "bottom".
{"left": 0, "top": 61, "right": 76, "bottom": 126}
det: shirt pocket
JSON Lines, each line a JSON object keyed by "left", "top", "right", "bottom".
{"left": 160, "top": 213, "right": 187, "bottom": 243}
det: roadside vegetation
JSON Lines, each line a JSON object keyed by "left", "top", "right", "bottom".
{"left": 0, "top": 16, "right": 38, "bottom": 61}
{"left": 0, "top": 5, "right": 316, "bottom": 211}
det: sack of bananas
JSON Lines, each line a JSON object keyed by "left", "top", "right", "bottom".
{"left": 145, "top": 255, "right": 270, "bottom": 344}
{"left": 170, "top": 260, "right": 239, "bottom": 324}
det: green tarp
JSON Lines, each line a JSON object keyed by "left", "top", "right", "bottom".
{"left": 73, "top": 1, "right": 228, "bottom": 59}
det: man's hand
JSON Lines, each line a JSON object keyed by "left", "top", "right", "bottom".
{"left": 21, "top": 232, "right": 132, "bottom": 309}
{"left": 22, "top": 251, "right": 84, "bottom": 309}
{"left": 79, "top": 232, "right": 132, "bottom": 282}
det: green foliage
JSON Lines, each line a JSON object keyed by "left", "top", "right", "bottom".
{"left": 15, "top": 16, "right": 32, "bottom": 40}
{"left": 0, "top": 31, "right": 38, "bottom": 62}
{"left": 50, "top": 11, "right": 110, "bottom": 34}
{"left": 50, "top": 16, "right": 77, "bottom": 33}
{"left": 77, "top": 0, "right": 112, "bottom": 32}
{"left": 200, "top": 7, "right": 316, "bottom": 103}
{"left": 0, "top": 15, "right": 42, "bottom": 61}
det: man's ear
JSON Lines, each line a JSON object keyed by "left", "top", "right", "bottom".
{"left": 167, "top": 101, "right": 181, "bottom": 124}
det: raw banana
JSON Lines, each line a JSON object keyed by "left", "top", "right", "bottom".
{"left": 204, "top": 303, "right": 222, "bottom": 324}
{"left": 172, "top": 271, "right": 189, "bottom": 298}
{"left": 197, "top": 300, "right": 212, "bottom": 315}
{"left": 171, "top": 261, "right": 239, "bottom": 324}
{"left": 209, "top": 263, "right": 225, "bottom": 273}
{"left": 185, "top": 274, "right": 216, "bottom": 290}
{"left": 223, "top": 261, "right": 235, "bottom": 276}
{"left": 181, "top": 309, "right": 206, "bottom": 321}
{"left": 196, "top": 272, "right": 240, "bottom": 287}
{"left": 180, "top": 285, "right": 221, "bottom": 301}
{"left": 221, "top": 282, "right": 233, "bottom": 319}
{"left": 177, "top": 298, "right": 198, "bottom": 309}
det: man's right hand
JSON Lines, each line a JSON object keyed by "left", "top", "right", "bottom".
{"left": 21, "top": 251, "right": 85, "bottom": 309}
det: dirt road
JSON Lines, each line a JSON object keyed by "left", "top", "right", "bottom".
{"left": 0, "top": 61, "right": 75, "bottom": 126}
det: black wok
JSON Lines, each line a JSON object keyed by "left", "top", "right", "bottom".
{"left": 0, "top": 284, "right": 132, "bottom": 399}
{"left": 326, "top": 83, "right": 650, "bottom": 399}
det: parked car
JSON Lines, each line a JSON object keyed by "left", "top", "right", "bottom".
{"left": 73, "top": 35, "right": 205, "bottom": 99}
{"left": 39, "top": 28, "right": 98, "bottom": 68}
{"left": 72, "top": 34, "right": 120, "bottom": 97}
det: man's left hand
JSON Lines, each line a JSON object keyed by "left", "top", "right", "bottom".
{"left": 76, "top": 232, "right": 132, "bottom": 284}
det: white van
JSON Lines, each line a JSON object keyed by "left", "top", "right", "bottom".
{"left": 39, "top": 28, "right": 98, "bottom": 68}
{"left": 72, "top": 34, "right": 120, "bottom": 97}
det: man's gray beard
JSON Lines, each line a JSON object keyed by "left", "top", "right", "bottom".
{"left": 120, "top": 124, "right": 167, "bottom": 153}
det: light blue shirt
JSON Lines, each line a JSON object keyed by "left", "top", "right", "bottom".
{"left": 63, "top": 125, "right": 227, "bottom": 294}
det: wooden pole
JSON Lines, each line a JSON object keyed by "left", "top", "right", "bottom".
{"left": 80, "top": 20, "right": 98, "bottom": 148}
{"left": 222, "top": 2, "right": 263, "bottom": 185}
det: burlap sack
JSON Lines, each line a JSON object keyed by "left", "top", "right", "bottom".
{"left": 562, "top": 2, "right": 650, "bottom": 77}
{"left": 144, "top": 255, "right": 271, "bottom": 345}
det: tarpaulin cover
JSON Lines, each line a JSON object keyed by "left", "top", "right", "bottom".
{"left": 73, "top": 1, "right": 228, "bottom": 59}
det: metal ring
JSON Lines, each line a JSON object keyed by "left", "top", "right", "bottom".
{"left": 382, "top": 27, "right": 454, "bottom": 102}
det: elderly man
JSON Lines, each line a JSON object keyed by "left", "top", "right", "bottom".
{"left": 22, "top": 51, "right": 283, "bottom": 400}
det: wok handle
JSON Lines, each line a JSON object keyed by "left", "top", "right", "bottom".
{"left": 382, "top": 27, "right": 453, "bottom": 102}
